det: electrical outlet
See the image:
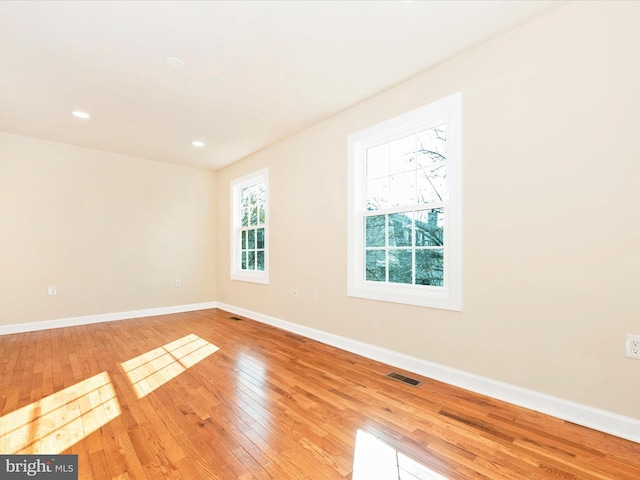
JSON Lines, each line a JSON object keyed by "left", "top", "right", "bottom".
{"left": 48, "top": 285, "right": 57, "bottom": 296}
{"left": 175, "top": 278, "right": 182, "bottom": 288}
{"left": 625, "top": 334, "right": 640, "bottom": 359}
{"left": 292, "top": 287, "right": 299, "bottom": 298}
{"left": 310, "top": 290, "right": 317, "bottom": 302}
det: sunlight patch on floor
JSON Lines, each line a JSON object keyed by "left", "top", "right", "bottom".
{"left": 120, "top": 334, "right": 219, "bottom": 398}
{"left": 0, "top": 371, "right": 120, "bottom": 454}
{"left": 353, "top": 429, "right": 448, "bottom": 480}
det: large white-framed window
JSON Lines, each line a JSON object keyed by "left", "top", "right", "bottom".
{"left": 347, "top": 93, "right": 461, "bottom": 310}
{"left": 231, "top": 168, "right": 268, "bottom": 284}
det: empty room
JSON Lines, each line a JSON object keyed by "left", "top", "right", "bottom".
{"left": 1, "top": 1, "right": 639, "bottom": 479}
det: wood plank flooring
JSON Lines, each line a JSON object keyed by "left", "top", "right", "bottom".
{"left": 0, "top": 308, "right": 639, "bottom": 479}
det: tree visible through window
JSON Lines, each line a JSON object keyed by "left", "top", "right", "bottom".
{"left": 240, "top": 183, "right": 266, "bottom": 272}
{"left": 364, "top": 125, "right": 446, "bottom": 286}
{"left": 231, "top": 169, "right": 268, "bottom": 284}
{"left": 348, "top": 93, "right": 461, "bottom": 310}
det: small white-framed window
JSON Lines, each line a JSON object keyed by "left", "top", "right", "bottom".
{"left": 347, "top": 93, "right": 462, "bottom": 310}
{"left": 231, "top": 168, "right": 268, "bottom": 284}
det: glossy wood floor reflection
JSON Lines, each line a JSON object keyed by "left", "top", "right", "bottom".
{"left": 1, "top": 309, "right": 639, "bottom": 479}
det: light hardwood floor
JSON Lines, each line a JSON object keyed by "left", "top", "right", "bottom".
{"left": 0, "top": 308, "right": 639, "bottom": 479}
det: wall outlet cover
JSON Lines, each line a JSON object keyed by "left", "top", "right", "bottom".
{"left": 625, "top": 334, "right": 640, "bottom": 359}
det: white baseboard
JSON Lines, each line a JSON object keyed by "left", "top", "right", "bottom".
{"left": 0, "top": 301, "right": 218, "bottom": 336}
{"left": 217, "top": 302, "right": 640, "bottom": 445}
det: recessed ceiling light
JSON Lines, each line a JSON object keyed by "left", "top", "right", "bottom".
{"left": 192, "top": 140, "right": 205, "bottom": 147}
{"left": 167, "top": 57, "right": 186, "bottom": 69}
{"left": 72, "top": 110, "right": 90, "bottom": 119}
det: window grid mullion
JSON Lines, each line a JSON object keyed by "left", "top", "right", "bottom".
{"left": 412, "top": 212, "right": 416, "bottom": 285}
{"left": 385, "top": 213, "right": 389, "bottom": 283}
{"left": 364, "top": 201, "right": 446, "bottom": 217}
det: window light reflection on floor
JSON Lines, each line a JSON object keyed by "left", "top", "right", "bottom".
{"left": 353, "top": 429, "right": 448, "bottom": 480}
{"left": 0, "top": 371, "right": 120, "bottom": 454}
{"left": 120, "top": 334, "right": 219, "bottom": 398}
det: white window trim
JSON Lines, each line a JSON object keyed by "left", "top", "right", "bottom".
{"left": 230, "top": 168, "right": 269, "bottom": 284}
{"left": 347, "top": 93, "right": 462, "bottom": 310}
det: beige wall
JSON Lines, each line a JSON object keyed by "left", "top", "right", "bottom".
{"left": 216, "top": 1, "right": 640, "bottom": 419}
{"left": 0, "top": 132, "right": 217, "bottom": 324}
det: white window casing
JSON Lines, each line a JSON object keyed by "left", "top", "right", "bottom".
{"left": 347, "top": 93, "right": 462, "bottom": 310}
{"left": 231, "top": 168, "right": 269, "bottom": 284}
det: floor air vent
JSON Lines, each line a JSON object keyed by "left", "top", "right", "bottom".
{"left": 386, "top": 372, "right": 423, "bottom": 387}
{"left": 229, "top": 316, "right": 243, "bottom": 321}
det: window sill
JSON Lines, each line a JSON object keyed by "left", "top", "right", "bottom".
{"left": 231, "top": 271, "right": 269, "bottom": 285}
{"left": 347, "top": 282, "right": 461, "bottom": 311}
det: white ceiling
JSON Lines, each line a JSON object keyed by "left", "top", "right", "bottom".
{"left": 0, "top": 1, "right": 566, "bottom": 171}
